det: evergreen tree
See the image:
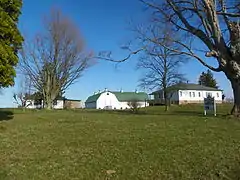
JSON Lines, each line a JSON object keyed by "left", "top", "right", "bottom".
{"left": 0, "top": 0, "right": 24, "bottom": 87}
{"left": 198, "top": 70, "right": 218, "bottom": 88}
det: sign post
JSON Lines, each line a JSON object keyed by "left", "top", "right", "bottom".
{"left": 204, "top": 96, "right": 216, "bottom": 116}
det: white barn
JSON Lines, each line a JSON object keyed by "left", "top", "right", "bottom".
{"left": 85, "top": 90, "right": 149, "bottom": 110}
{"left": 150, "top": 83, "right": 223, "bottom": 105}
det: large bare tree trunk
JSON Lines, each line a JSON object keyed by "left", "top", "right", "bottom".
{"left": 164, "top": 101, "right": 169, "bottom": 111}
{"left": 45, "top": 104, "right": 52, "bottom": 110}
{"left": 45, "top": 98, "right": 53, "bottom": 110}
{"left": 44, "top": 92, "right": 54, "bottom": 110}
{"left": 230, "top": 79, "right": 240, "bottom": 116}
{"left": 225, "top": 61, "right": 240, "bottom": 116}
{"left": 164, "top": 91, "right": 169, "bottom": 111}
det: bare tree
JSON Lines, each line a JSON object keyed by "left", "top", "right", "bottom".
{"left": 127, "top": 99, "right": 141, "bottom": 113}
{"left": 13, "top": 76, "right": 32, "bottom": 108}
{"left": 138, "top": 0, "right": 240, "bottom": 115}
{"left": 19, "top": 9, "right": 93, "bottom": 109}
{"left": 13, "top": 93, "right": 26, "bottom": 108}
{"left": 135, "top": 25, "right": 186, "bottom": 111}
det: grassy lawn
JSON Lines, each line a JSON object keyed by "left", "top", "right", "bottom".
{"left": 0, "top": 104, "right": 240, "bottom": 179}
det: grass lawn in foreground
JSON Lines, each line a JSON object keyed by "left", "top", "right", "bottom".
{"left": 0, "top": 104, "right": 240, "bottom": 179}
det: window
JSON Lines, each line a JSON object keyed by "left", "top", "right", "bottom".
{"left": 217, "top": 93, "right": 219, "bottom": 97}
{"left": 198, "top": 92, "right": 201, "bottom": 97}
{"left": 34, "top": 99, "right": 42, "bottom": 105}
{"left": 206, "top": 92, "right": 212, "bottom": 97}
{"left": 193, "top": 92, "right": 195, "bottom": 97}
{"left": 189, "top": 92, "right": 192, "bottom": 97}
{"left": 158, "top": 93, "right": 162, "bottom": 98}
{"left": 107, "top": 93, "right": 109, "bottom": 95}
{"left": 53, "top": 100, "right": 57, "bottom": 106}
{"left": 180, "top": 91, "right": 182, "bottom": 97}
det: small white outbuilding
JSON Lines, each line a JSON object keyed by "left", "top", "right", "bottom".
{"left": 85, "top": 90, "right": 149, "bottom": 110}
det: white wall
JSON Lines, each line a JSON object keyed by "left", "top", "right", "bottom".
{"left": 125, "top": 101, "right": 149, "bottom": 109}
{"left": 53, "top": 100, "right": 64, "bottom": 109}
{"left": 26, "top": 99, "right": 64, "bottom": 109}
{"left": 178, "top": 90, "right": 222, "bottom": 102}
{"left": 116, "top": 102, "right": 128, "bottom": 110}
{"left": 25, "top": 100, "right": 35, "bottom": 109}
{"left": 26, "top": 100, "right": 43, "bottom": 109}
{"left": 116, "top": 101, "right": 148, "bottom": 110}
{"left": 80, "top": 101, "right": 85, "bottom": 108}
{"left": 97, "top": 92, "right": 120, "bottom": 109}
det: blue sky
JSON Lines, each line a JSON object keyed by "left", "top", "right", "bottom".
{"left": 0, "top": 0, "right": 232, "bottom": 107}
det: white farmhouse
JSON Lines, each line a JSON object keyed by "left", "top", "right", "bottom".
{"left": 85, "top": 90, "right": 149, "bottom": 109}
{"left": 150, "top": 83, "right": 223, "bottom": 105}
{"left": 26, "top": 98, "right": 64, "bottom": 109}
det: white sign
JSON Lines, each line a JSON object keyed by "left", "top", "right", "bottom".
{"left": 204, "top": 96, "right": 216, "bottom": 116}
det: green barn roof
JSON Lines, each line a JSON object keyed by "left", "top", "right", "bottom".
{"left": 85, "top": 91, "right": 148, "bottom": 103}
{"left": 171, "top": 83, "right": 221, "bottom": 91}
{"left": 112, "top": 92, "right": 148, "bottom": 102}
{"left": 85, "top": 93, "right": 102, "bottom": 103}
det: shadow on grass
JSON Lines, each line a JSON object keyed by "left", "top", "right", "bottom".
{"left": 171, "top": 110, "right": 205, "bottom": 117}
{"left": 226, "top": 162, "right": 240, "bottom": 180}
{"left": 80, "top": 109, "right": 145, "bottom": 115}
{"left": 0, "top": 110, "right": 14, "bottom": 121}
{"left": 38, "top": 106, "right": 231, "bottom": 119}
{"left": 80, "top": 109, "right": 231, "bottom": 119}
{"left": 80, "top": 109, "right": 208, "bottom": 117}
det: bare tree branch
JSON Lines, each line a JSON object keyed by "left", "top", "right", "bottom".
{"left": 97, "top": 48, "right": 145, "bottom": 62}
{"left": 217, "top": 12, "right": 240, "bottom": 17}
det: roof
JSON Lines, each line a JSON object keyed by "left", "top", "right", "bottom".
{"left": 85, "top": 91, "right": 149, "bottom": 103}
{"left": 25, "top": 92, "right": 43, "bottom": 100}
{"left": 65, "top": 99, "right": 81, "bottom": 102}
{"left": 150, "top": 83, "right": 222, "bottom": 94}
{"left": 26, "top": 93, "right": 80, "bottom": 101}
{"left": 112, "top": 92, "right": 148, "bottom": 102}
{"left": 85, "top": 94, "right": 102, "bottom": 103}
{"left": 56, "top": 97, "right": 66, "bottom": 100}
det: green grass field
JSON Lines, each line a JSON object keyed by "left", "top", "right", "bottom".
{"left": 0, "top": 104, "right": 240, "bottom": 180}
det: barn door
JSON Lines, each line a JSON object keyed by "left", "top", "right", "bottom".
{"left": 105, "top": 93, "right": 112, "bottom": 109}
